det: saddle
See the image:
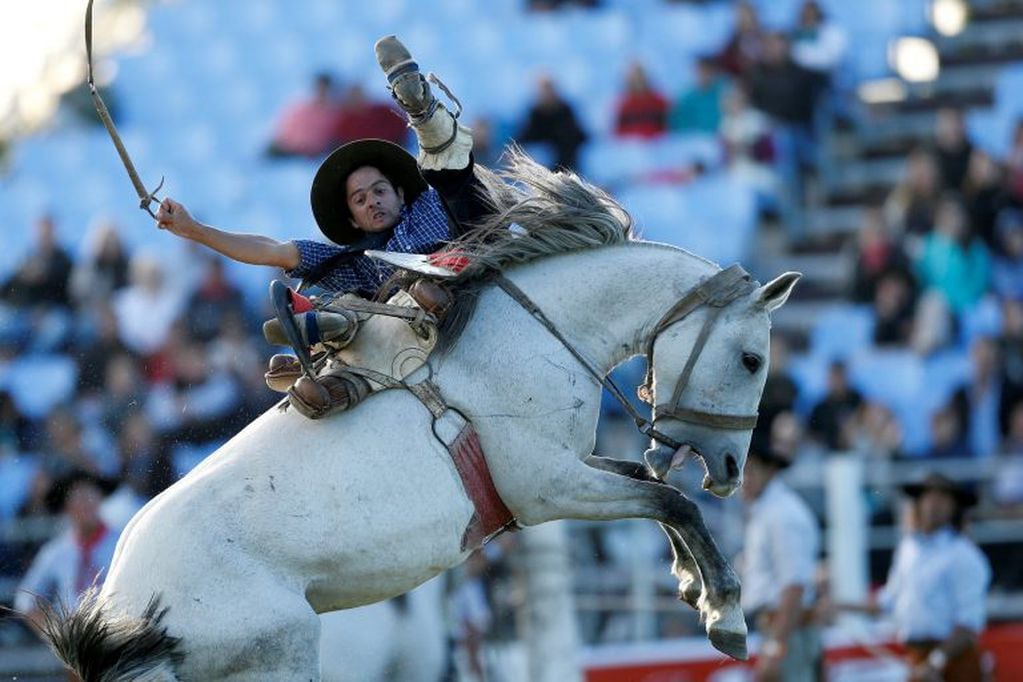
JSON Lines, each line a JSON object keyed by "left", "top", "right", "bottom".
{"left": 263, "top": 280, "right": 451, "bottom": 419}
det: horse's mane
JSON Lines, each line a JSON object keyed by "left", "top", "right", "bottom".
{"left": 424, "top": 148, "right": 636, "bottom": 352}
{"left": 447, "top": 147, "right": 635, "bottom": 281}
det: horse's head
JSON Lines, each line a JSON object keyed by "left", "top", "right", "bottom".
{"left": 647, "top": 270, "right": 800, "bottom": 498}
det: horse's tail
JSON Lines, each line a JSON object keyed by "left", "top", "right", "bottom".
{"left": 37, "top": 588, "right": 184, "bottom": 681}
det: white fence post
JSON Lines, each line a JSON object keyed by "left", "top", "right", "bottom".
{"left": 824, "top": 454, "right": 869, "bottom": 607}
{"left": 520, "top": 521, "right": 582, "bottom": 682}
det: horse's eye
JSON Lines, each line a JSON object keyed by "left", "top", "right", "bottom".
{"left": 742, "top": 353, "right": 762, "bottom": 374}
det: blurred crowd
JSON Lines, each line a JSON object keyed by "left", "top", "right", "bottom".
{"left": 0, "top": 213, "right": 280, "bottom": 644}
{"left": 2, "top": 0, "right": 1022, "bottom": 677}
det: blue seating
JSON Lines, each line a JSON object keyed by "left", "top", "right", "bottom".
{"left": 2, "top": 354, "right": 78, "bottom": 420}
{"left": 809, "top": 304, "right": 875, "bottom": 362}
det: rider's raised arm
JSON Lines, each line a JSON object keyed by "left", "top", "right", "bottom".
{"left": 156, "top": 197, "right": 300, "bottom": 270}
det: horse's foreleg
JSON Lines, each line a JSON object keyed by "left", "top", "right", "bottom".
{"left": 584, "top": 456, "right": 703, "bottom": 610}
{"left": 523, "top": 462, "right": 746, "bottom": 660}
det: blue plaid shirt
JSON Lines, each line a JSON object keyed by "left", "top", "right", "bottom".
{"left": 287, "top": 188, "right": 452, "bottom": 296}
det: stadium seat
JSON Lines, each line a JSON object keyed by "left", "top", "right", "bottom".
{"left": 2, "top": 354, "right": 78, "bottom": 420}
{"left": 808, "top": 304, "right": 875, "bottom": 362}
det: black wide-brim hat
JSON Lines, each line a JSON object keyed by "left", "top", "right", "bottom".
{"left": 310, "top": 139, "right": 428, "bottom": 245}
{"left": 902, "top": 472, "right": 978, "bottom": 508}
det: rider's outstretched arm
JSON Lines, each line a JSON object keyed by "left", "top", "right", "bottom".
{"left": 155, "top": 197, "right": 300, "bottom": 270}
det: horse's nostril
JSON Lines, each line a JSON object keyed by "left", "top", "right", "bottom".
{"left": 725, "top": 454, "right": 739, "bottom": 480}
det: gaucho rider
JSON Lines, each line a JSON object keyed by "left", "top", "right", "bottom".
{"left": 155, "top": 36, "right": 488, "bottom": 418}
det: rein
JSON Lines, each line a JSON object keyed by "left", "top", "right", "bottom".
{"left": 495, "top": 264, "right": 759, "bottom": 451}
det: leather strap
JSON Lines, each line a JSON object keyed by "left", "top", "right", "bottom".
{"left": 496, "top": 265, "right": 759, "bottom": 448}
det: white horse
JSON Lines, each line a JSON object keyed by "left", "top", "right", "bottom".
{"left": 40, "top": 156, "right": 798, "bottom": 680}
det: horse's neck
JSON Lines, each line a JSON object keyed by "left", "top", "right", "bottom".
{"left": 507, "top": 243, "right": 716, "bottom": 372}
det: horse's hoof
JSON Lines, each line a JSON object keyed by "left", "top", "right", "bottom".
{"left": 706, "top": 603, "right": 748, "bottom": 660}
{"left": 708, "top": 628, "right": 748, "bottom": 661}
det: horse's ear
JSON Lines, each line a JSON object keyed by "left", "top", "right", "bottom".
{"left": 755, "top": 272, "right": 801, "bottom": 312}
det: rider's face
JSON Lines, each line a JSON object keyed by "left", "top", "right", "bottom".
{"left": 346, "top": 166, "right": 405, "bottom": 234}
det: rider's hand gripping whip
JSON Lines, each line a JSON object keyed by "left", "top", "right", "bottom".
{"left": 85, "top": 0, "right": 164, "bottom": 219}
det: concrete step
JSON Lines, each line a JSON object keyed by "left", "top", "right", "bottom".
{"left": 825, "top": 156, "right": 904, "bottom": 200}
{"left": 938, "top": 17, "right": 1023, "bottom": 66}
{"left": 807, "top": 205, "right": 862, "bottom": 237}
{"left": 892, "top": 63, "right": 998, "bottom": 112}
{"left": 762, "top": 252, "right": 850, "bottom": 299}
{"left": 768, "top": 300, "right": 836, "bottom": 336}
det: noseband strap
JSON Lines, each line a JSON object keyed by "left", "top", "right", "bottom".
{"left": 495, "top": 264, "right": 758, "bottom": 452}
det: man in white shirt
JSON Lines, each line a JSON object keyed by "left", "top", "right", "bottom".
{"left": 15, "top": 471, "right": 121, "bottom": 636}
{"left": 740, "top": 445, "right": 822, "bottom": 682}
{"left": 876, "top": 473, "right": 990, "bottom": 681}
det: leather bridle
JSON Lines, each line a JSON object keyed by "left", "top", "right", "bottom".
{"left": 496, "top": 264, "right": 759, "bottom": 452}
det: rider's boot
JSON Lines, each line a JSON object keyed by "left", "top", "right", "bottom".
{"left": 265, "top": 353, "right": 303, "bottom": 392}
{"left": 288, "top": 364, "right": 372, "bottom": 420}
{"left": 262, "top": 310, "right": 358, "bottom": 350}
{"left": 375, "top": 34, "right": 471, "bottom": 171}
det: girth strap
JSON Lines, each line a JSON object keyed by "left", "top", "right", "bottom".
{"left": 406, "top": 379, "right": 516, "bottom": 549}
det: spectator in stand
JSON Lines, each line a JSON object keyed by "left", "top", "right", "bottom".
{"left": 934, "top": 107, "right": 975, "bottom": 193}
{"left": 69, "top": 219, "right": 129, "bottom": 310}
{"left": 335, "top": 83, "right": 408, "bottom": 146}
{"left": 884, "top": 147, "right": 942, "bottom": 238}
{"left": 1005, "top": 118, "right": 1023, "bottom": 204}
{"left": 747, "top": 32, "right": 820, "bottom": 235}
{"left": 843, "top": 473, "right": 990, "bottom": 682}
{"left": 924, "top": 396, "right": 972, "bottom": 459}
{"left": 740, "top": 443, "right": 822, "bottom": 682}
{"left": 0, "top": 389, "right": 33, "bottom": 455}
{"left": 116, "top": 411, "right": 172, "bottom": 501}
{"left": 960, "top": 337, "right": 1003, "bottom": 459}
{"left": 613, "top": 62, "right": 668, "bottom": 139}
{"left": 789, "top": 0, "right": 847, "bottom": 91}
{"left": 807, "top": 361, "right": 862, "bottom": 452}
{"left": 992, "top": 209, "right": 1023, "bottom": 301}
{"left": 668, "top": 57, "right": 727, "bottom": 135}
{"left": 718, "top": 85, "right": 779, "bottom": 211}
{"left": 717, "top": 0, "right": 765, "bottom": 80}
{"left": 39, "top": 408, "right": 109, "bottom": 478}
{"left": 962, "top": 149, "right": 1007, "bottom": 251}
{"left": 914, "top": 193, "right": 991, "bottom": 315}
{"left": 2, "top": 214, "right": 72, "bottom": 309}
{"left": 872, "top": 269, "right": 917, "bottom": 347}
{"left": 112, "top": 253, "right": 186, "bottom": 356}
{"left": 842, "top": 400, "right": 904, "bottom": 459}
{"left": 73, "top": 302, "right": 132, "bottom": 398}
{"left": 517, "top": 74, "right": 587, "bottom": 171}
{"left": 999, "top": 299, "right": 1023, "bottom": 429}
{"left": 14, "top": 471, "right": 120, "bottom": 636}
{"left": 266, "top": 72, "right": 343, "bottom": 158}
{"left": 988, "top": 401, "right": 1023, "bottom": 517}
{"left": 185, "top": 256, "right": 246, "bottom": 343}
{"left": 849, "top": 205, "right": 911, "bottom": 304}
{"left": 100, "top": 352, "right": 147, "bottom": 435}
{"left": 208, "top": 311, "right": 278, "bottom": 420}
{"left": 147, "top": 339, "right": 242, "bottom": 443}
{"left": 469, "top": 116, "right": 503, "bottom": 168}
{"left": 0, "top": 391, "right": 37, "bottom": 521}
